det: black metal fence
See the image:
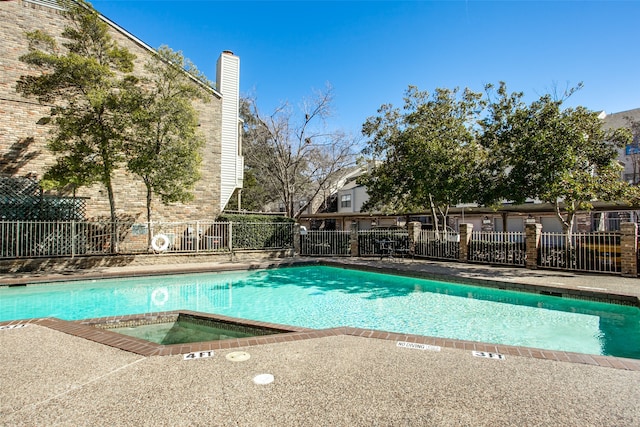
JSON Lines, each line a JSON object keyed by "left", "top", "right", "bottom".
{"left": 539, "top": 231, "right": 621, "bottom": 273}
{"left": 357, "top": 230, "right": 410, "bottom": 258}
{"left": 0, "top": 219, "right": 631, "bottom": 276}
{"left": 0, "top": 220, "right": 294, "bottom": 258}
{"left": 300, "top": 230, "right": 351, "bottom": 256}
{"left": 469, "top": 231, "right": 526, "bottom": 266}
{"left": 414, "top": 230, "right": 459, "bottom": 260}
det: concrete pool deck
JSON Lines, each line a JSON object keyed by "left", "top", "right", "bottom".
{"left": 2, "top": 256, "right": 640, "bottom": 299}
{"left": 2, "top": 323, "right": 640, "bottom": 426}
{"left": 2, "top": 257, "right": 640, "bottom": 425}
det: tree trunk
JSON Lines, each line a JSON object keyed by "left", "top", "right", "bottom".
{"left": 564, "top": 213, "right": 576, "bottom": 246}
{"left": 106, "top": 177, "right": 118, "bottom": 254}
{"left": 429, "top": 194, "right": 440, "bottom": 236}
{"left": 146, "top": 184, "right": 153, "bottom": 251}
{"left": 501, "top": 212, "right": 508, "bottom": 243}
{"left": 436, "top": 203, "right": 450, "bottom": 240}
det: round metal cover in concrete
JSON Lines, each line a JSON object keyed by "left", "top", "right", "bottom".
{"left": 253, "top": 374, "right": 274, "bottom": 385}
{"left": 226, "top": 351, "right": 250, "bottom": 362}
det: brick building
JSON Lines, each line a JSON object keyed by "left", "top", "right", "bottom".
{"left": 0, "top": 0, "right": 243, "bottom": 222}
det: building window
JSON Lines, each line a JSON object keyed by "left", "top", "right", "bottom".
{"left": 625, "top": 144, "right": 640, "bottom": 156}
{"left": 340, "top": 194, "right": 351, "bottom": 208}
{"left": 24, "top": 0, "right": 64, "bottom": 11}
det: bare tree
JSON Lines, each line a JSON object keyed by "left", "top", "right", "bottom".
{"left": 243, "top": 85, "right": 356, "bottom": 218}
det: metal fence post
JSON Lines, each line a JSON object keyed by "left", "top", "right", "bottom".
{"left": 16, "top": 221, "right": 21, "bottom": 258}
{"left": 349, "top": 222, "right": 359, "bottom": 257}
{"left": 228, "top": 222, "right": 233, "bottom": 252}
{"left": 71, "top": 220, "right": 76, "bottom": 259}
{"left": 196, "top": 220, "right": 200, "bottom": 253}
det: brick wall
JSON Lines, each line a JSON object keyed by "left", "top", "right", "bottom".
{"left": 0, "top": 250, "right": 294, "bottom": 274}
{"left": 620, "top": 222, "right": 638, "bottom": 277}
{"left": 0, "top": 0, "right": 223, "bottom": 222}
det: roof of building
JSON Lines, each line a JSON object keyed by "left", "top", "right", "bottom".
{"left": 601, "top": 108, "right": 640, "bottom": 130}
{"left": 339, "top": 179, "right": 362, "bottom": 192}
{"left": 25, "top": 0, "right": 222, "bottom": 98}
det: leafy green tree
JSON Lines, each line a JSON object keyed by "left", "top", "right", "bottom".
{"left": 16, "top": 0, "right": 136, "bottom": 252}
{"left": 124, "top": 46, "right": 208, "bottom": 248}
{"left": 360, "top": 86, "right": 484, "bottom": 233}
{"left": 474, "top": 82, "right": 527, "bottom": 207}
{"left": 225, "top": 169, "right": 270, "bottom": 212}
{"left": 480, "top": 83, "right": 635, "bottom": 241}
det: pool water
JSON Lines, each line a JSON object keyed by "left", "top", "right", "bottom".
{"left": 1, "top": 266, "right": 639, "bottom": 359}
{"left": 111, "top": 320, "right": 258, "bottom": 345}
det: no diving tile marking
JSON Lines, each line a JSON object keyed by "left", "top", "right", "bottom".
{"left": 472, "top": 351, "right": 506, "bottom": 360}
{"left": 577, "top": 286, "right": 607, "bottom": 291}
{"left": 0, "top": 324, "right": 28, "bottom": 330}
{"left": 397, "top": 341, "right": 441, "bottom": 352}
{"left": 183, "top": 350, "right": 214, "bottom": 361}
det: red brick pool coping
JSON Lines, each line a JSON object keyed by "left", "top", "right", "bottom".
{"left": 2, "top": 312, "right": 639, "bottom": 371}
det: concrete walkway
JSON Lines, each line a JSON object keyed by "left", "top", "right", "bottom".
{"left": 334, "top": 257, "right": 640, "bottom": 304}
{"left": 2, "top": 257, "right": 640, "bottom": 425}
{"left": 1, "top": 324, "right": 639, "bottom": 426}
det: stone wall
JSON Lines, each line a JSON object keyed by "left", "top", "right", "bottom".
{"left": 0, "top": 0, "right": 223, "bottom": 222}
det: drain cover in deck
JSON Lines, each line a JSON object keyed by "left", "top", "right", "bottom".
{"left": 253, "top": 374, "right": 274, "bottom": 385}
{"left": 226, "top": 351, "right": 251, "bottom": 362}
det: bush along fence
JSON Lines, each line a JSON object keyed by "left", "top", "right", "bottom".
{"left": 0, "top": 220, "right": 295, "bottom": 258}
{"left": 298, "top": 221, "right": 640, "bottom": 277}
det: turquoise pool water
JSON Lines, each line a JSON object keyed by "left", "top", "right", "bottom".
{"left": 112, "top": 320, "right": 261, "bottom": 345}
{"left": 1, "top": 266, "right": 639, "bottom": 359}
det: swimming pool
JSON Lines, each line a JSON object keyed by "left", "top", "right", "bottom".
{"left": 104, "top": 313, "right": 288, "bottom": 345}
{"left": 1, "top": 265, "right": 639, "bottom": 359}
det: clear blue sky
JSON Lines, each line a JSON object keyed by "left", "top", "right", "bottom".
{"left": 92, "top": 0, "right": 640, "bottom": 137}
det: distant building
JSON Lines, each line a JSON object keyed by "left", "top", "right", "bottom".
{"left": 257, "top": 165, "right": 365, "bottom": 218}
{"left": 336, "top": 167, "right": 369, "bottom": 214}
{"left": 601, "top": 108, "right": 640, "bottom": 184}
{"left": 0, "top": 0, "right": 243, "bottom": 221}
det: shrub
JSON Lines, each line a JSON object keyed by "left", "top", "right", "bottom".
{"left": 217, "top": 214, "right": 295, "bottom": 249}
